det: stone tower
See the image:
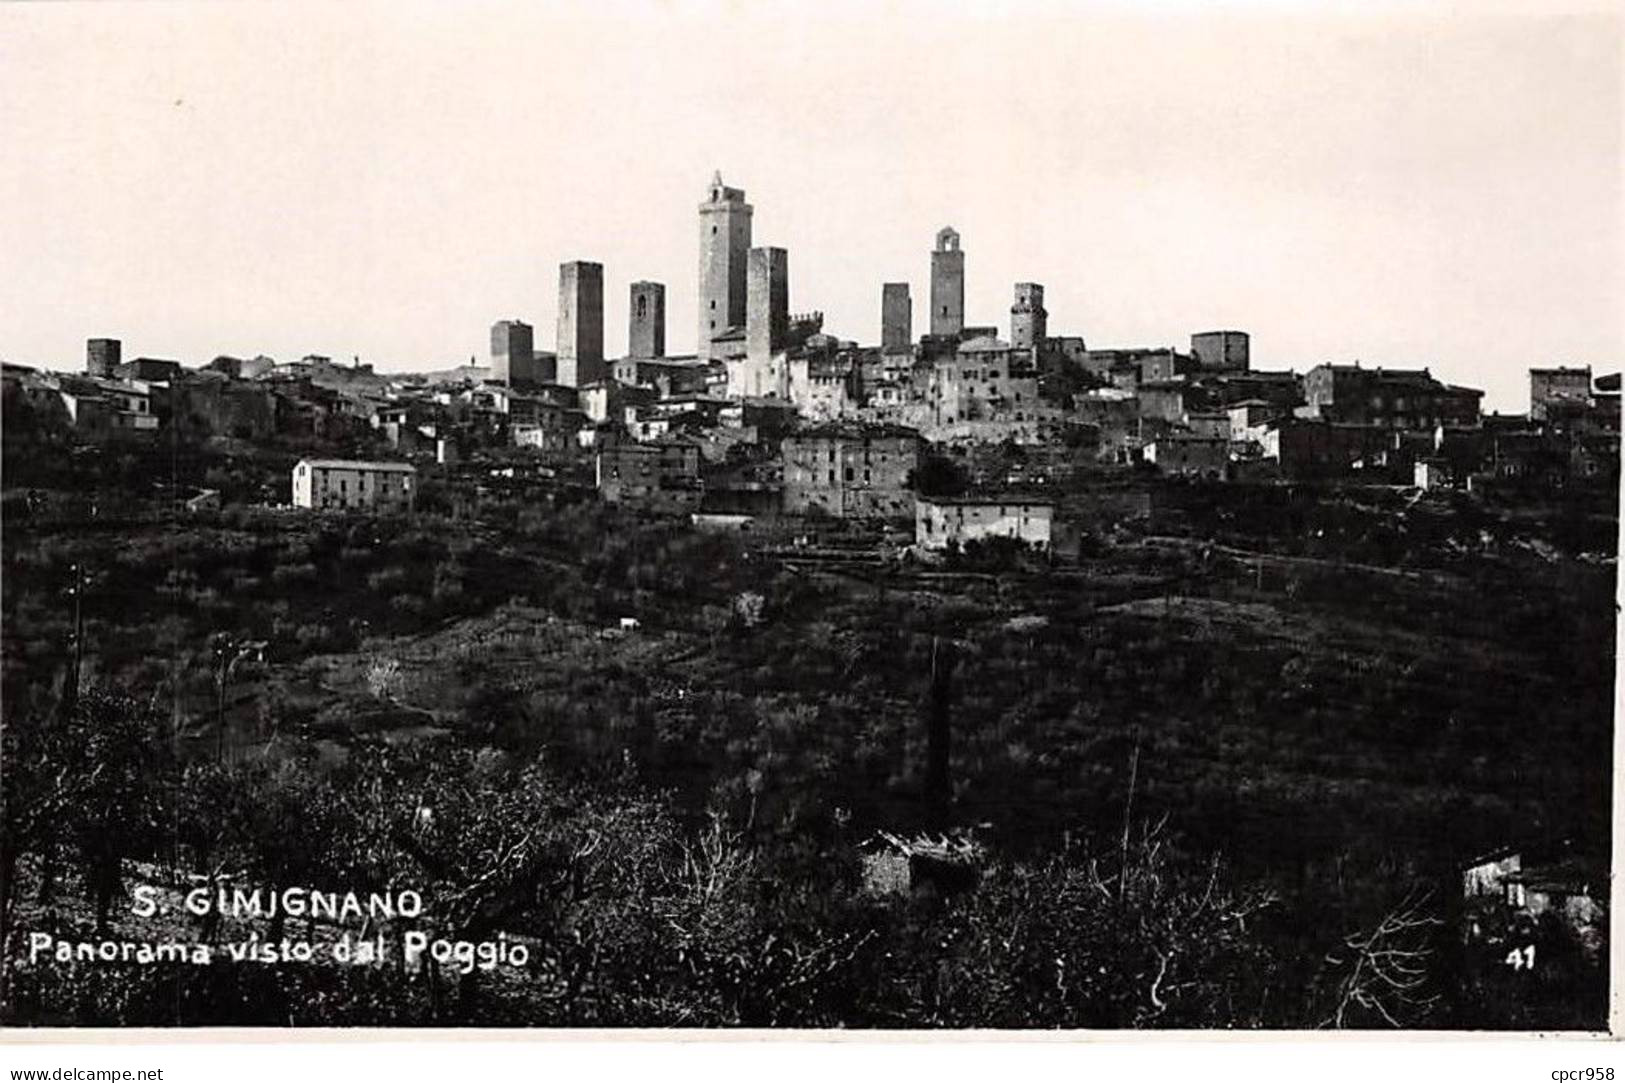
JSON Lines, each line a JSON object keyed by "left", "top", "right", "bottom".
{"left": 698, "top": 171, "right": 753, "bottom": 361}
{"left": 490, "top": 320, "right": 535, "bottom": 385}
{"left": 1190, "top": 330, "right": 1250, "bottom": 371}
{"left": 557, "top": 261, "right": 604, "bottom": 387}
{"left": 629, "top": 281, "right": 666, "bottom": 359}
{"left": 1010, "top": 283, "right": 1047, "bottom": 350}
{"left": 930, "top": 227, "right": 964, "bottom": 337}
{"left": 746, "top": 247, "right": 789, "bottom": 363}
{"left": 86, "top": 338, "right": 121, "bottom": 378}
{"left": 881, "top": 283, "right": 912, "bottom": 351}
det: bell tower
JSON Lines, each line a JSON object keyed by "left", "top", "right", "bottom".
{"left": 697, "top": 171, "right": 753, "bottom": 360}
{"left": 930, "top": 227, "right": 964, "bottom": 337}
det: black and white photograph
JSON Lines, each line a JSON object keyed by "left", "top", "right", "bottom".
{"left": 0, "top": 0, "right": 1620, "bottom": 1050}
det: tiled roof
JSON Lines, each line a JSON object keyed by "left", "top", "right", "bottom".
{"left": 297, "top": 459, "right": 417, "bottom": 473}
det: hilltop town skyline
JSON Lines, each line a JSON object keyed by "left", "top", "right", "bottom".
{"left": 2, "top": 163, "right": 1617, "bottom": 417}
{"left": 2, "top": 2, "right": 1619, "bottom": 414}
{"left": 2, "top": 0, "right": 1618, "bottom": 1044}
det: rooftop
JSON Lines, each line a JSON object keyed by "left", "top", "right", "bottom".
{"left": 919, "top": 493, "right": 1058, "bottom": 508}
{"left": 1505, "top": 855, "right": 1607, "bottom": 895}
{"left": 616, "top": 354, "right": 705, "bottom": 367}
{"left": 1224, "top": 369, "right": 1298, "bottom": 380}
{"left": 297, "top": 459, "right": 417, "bottom": 473}
{"left": 787, "top": 422, "right": 922, "bottom": 442}
{"left": 1152, "top": 433, "right": 1230, "bottom": 444}
{"left": 1315, "top": 363, "right": 1434, "bottom": 382}
{"left": 1086, "top": 347, "right": 1176, "bottom": 358}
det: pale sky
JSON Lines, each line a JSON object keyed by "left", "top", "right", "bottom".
{"left": 1, "top": 1, "right": 1619, "bottom": 412}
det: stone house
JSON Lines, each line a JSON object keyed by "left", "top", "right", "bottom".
{"left": 1143, "top": 433, "right": 1230, "bottom": 478}
{"left": 781, "top": 424, "right": 920, "bottom": 519}
{"left": 595, "top": 437, "right": 703, "bottom": 513}
{"left": 291, "top": 459, "right": 416, "bottom": 512}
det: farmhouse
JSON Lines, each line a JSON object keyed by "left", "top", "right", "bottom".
{"left": 915, "top": 494, "right": 1056, "bottom": 551}
{"left": 291, "top": 459, "right": 416, "bottom": 512}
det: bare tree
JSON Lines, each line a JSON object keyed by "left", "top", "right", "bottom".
{"left": 1323, "top": 888, "right": 1443, "bottom": 1028}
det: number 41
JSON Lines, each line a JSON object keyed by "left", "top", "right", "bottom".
{"left": 1505, "top": 944, "right": 1535, "bottom": 970}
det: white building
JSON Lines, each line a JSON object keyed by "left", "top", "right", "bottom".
{"left": 1414, "top": 458, "right": 1451, "bottom": 490}
{"left": 57, "top": 377, "right": 159, "bottom": 435}
{"left": 1143, "top": 434, "right": 1231, "bottom": 478}
{"left": 292, "top": 459, "right": 416, "bottom": 511}
{"left": 915, "top": 496, "right": 1055, "bottom": 551}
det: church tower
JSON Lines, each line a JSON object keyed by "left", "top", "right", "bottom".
{"left": 697, "top": 171, "right": 753, "bottom": 361}
{"left": 930, "top": 227, "right": 965, "bottom": 337}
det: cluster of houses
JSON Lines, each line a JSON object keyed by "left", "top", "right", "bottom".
{"left": 1460, "top": 844, "right": 1607, "bottom": 965}
{"left": 2, "top": 348, "right": 448, "bottom": 454}
{"left": 3, "top": 175, "right": 1617, "bottom": 554}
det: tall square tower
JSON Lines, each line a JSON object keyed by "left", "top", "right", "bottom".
{"left": 1010, "top": 283, "right": 1047, "bottom": 349}
{"left": 881, "top": 283, "right": 912, "bottom": 351}
{"left": 746, "top": 247, "right": 789, "bottom": 364}
{"left": 1191, "top": 330, "right": 1250, "bottom": 371}
{"left": 490, "top": 319, "right": 535, "bottom": 385}
{"left": 557, "top": 261, "right": 605, "bottom": 387}
{"left": 629, "top": 281, "right": 666, "bottom": 359}
{"left": 86, "top": 338, "right": 121, "bottom": 378}
{"left": 698, "top": 172, "right": 753, "bottom": 361}
{"left": 930, "top": 227, "right": 965, "bottom": 337}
